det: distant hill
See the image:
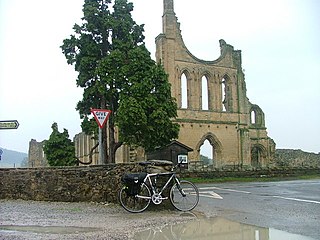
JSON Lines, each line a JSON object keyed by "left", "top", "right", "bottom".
{"left": 0, "top": 148, "right": 28, "bottom": 168}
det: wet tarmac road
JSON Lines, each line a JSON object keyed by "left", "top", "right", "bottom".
{"left": 196, "top": 179, "right": 320, "bottom": 239}
{"left": 0, "top": 179, "right": 319, "bottom": 239}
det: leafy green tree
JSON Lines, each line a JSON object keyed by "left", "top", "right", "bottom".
{"left": 200, "top": 154, "right": 213, "bottom": 165}
{"left": 61, "top": 0, "right": 179, "bottom": 163}
{"left": 43, "top": 123, "right": 77, "bottom": 166}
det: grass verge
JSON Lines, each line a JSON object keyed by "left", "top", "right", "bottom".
{"left": 183, "top": 174, "right": 320, "bottom": 184}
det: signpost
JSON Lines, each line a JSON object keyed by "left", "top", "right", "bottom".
{"left": 91, "top": 109, "right": 111, "bottom": 129}
{"left": 90, "top": 109, "right": 111, "bottom": 164}
{"left": 0, "top": 120, "right": 19, "bottom": 130}
{"left": 0, "top": 120, "right": 19, "bottom": 161}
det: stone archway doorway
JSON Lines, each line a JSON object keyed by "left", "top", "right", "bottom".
{"left": 200, "top": 139, "right": 213, "bottom": 165}
{"left": 196, "top": 133, "right": 222, "bottom": 167}
{"left": 251, "top": 145, "right": 266, "bottom": 168}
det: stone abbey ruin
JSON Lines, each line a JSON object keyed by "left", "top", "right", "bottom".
{"left": 154, "top": 0, "right": 275, "bottom": 168}
{"left": 29, "top": 0, "right": 277, "bottom": 169}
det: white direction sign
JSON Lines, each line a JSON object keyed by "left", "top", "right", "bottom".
{"left": 91, "top": 109, "right": 111, "bottom": 129}
{"left": 0, "top": 120, "right": 19, "bottom": 129}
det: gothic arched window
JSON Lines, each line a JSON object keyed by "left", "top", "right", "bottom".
{"left": 181, "top": 73, "right": 188, "bottom": 109}
{"left": 221, "top": 78, "right": 227, "bottom": 112}
{"left": 201, "top": 76, "right": 209, "bottom": 110}
{"left": 251, "top": 110, "right": 256, "bottom": 124}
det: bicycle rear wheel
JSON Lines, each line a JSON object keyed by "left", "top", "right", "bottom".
{"left": 169, "top": 180, "right": 199, "bottom": 211}
{"left": 119, "top": 183, "right": 151, "bottom": 213}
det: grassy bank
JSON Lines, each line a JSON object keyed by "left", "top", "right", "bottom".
{"left": 183, "top": 174, "right": 320, "bottom": 184}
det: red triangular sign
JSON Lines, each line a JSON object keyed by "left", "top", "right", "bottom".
{"left": 91, "top": 109, "right": 111, "bottom": 129}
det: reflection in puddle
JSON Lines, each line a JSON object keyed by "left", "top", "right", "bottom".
{"left": 134, "top": 217, "right": 315, "bottom": 240}
{"left": 0, "top": 225, "right": 100, "bottom": 234}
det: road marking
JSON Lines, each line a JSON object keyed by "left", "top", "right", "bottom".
{"left": 198, "top": 186, "right": 320, "bottom": 205}
{"left": 272, "top": 196, "right": 320, "bottom": 204}
{"left": 199, "top": 187, "right": 251, "bottom": 194}
{"left": 199, "top": 191, "right": 223, "bottom": 199}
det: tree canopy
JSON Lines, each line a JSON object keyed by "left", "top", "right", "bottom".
{"left": 43, "top": 123, "right": 77, "bottom": 166}
{"left": 61, "top": 0, "right": 179, "bottom": 163}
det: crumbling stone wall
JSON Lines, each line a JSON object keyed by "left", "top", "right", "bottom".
{"left": 1, "top": 163, "right": 318, "bottom": 204}
{"left": 0, "top": 164, "right": 143, "bottom": 203}
{"left": 28, "top": 139, "right": 47, "bottom": 167}
{"left": 275, "top": 149, "right": 320, "bottom": 168}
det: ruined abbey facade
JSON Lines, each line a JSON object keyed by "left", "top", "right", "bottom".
{"left": 154, "top": 0, "right": 275, "bottom": 167}
{"left": 30, "top": 0, "right": 275, "bottom": 168}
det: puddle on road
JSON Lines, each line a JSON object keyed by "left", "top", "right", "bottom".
{"left": 134, "top": 217, "right": 315, "bottom": 240}
{"left": 0, "top": 218, "right": 315, "bottom": 239}
{"left": 0, "top": 225, "right": 100, "bottom": 234}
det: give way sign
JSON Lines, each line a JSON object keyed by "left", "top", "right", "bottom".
{"left": 91, "top": 109, "right": 111, "bottom": 129}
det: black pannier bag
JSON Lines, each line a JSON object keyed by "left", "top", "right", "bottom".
{"left": 121, "top": 173, "right": 147, "bottom": 196}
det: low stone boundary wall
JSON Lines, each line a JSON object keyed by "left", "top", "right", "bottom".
{"left": 0, "top": 164, "right": 143, "bottom": 203}
{"left": 0, "top": 164, "right": 319, "bottom": 203}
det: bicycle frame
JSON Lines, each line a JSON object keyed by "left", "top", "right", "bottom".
{"left": 136, "top": 172, "right": 181, "bottom": 200}
{"left": 119, "top": 162, "right": 199, "bottom": 212}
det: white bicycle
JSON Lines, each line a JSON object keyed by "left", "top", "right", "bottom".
{"left": 119, "top": 161, "right": 199, "bottom": 213}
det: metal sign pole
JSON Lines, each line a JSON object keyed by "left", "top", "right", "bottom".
{"left": 90, "top": 109, "right": 111, "bottom": 165}
{"left": 98, "top": 128, "right": 103, "bottom": 165}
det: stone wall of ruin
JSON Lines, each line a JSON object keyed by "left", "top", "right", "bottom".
{"left": 275, "top": 149, "right": 320, "bottom": 168}
{"left": 1, "top": 164, "right": 318, "bottom": 203}
{"left": 28, "top": 139, "right": 47, "bottom": 167}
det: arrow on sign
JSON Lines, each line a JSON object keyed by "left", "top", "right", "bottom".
{"left": 0, "top": 120, "right": 19, "bottom": 129}
{"left": 91, "top": 109, "right": 111, "bottom": 129}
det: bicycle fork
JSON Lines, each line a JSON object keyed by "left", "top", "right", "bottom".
{"left": 174, "top": 177, "right": 186, "bottom": 197}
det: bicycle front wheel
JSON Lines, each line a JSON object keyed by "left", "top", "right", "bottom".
{"left": 170, "top": 180, "right": 199, "bottom": 211}
{"left": 118, "top": 183, "right": 151, "bottom": 213}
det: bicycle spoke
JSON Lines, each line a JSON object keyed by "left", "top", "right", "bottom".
{"left": 170, "top": 180, "right": 199, "bottom": 211}
{"left": 119, "top": 183, "right": 151, "bottom": 213}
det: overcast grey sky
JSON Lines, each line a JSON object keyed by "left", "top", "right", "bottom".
{"left": 0, "top": 0, "right": 319, "bottom": 154}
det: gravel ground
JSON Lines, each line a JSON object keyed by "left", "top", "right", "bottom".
{"left": 0, "top": 200, "right": 199, "bottom": 240}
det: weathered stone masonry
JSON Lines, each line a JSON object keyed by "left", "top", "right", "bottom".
{"left": 0, "top": 165, "right": 142, "bottom": 203}
{"left": 1, "top": 166, "right": 318, "bottom": 203}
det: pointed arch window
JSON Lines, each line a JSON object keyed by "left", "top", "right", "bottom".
{"left": 251, "top": 145, "right": 264, "bottom": 168}
{"left": 250, "top": 105, "right": 265, "bottom": 127}
{"left": 251, "top": 110, "right": 256, "bottom": 124}
{"left": 181, "top": 73, "right": 188, "bottom": 109}
{"left": 221, "top": 76, "right": 233, "bottom": 112}
{"left": 221, "top": 78, "right": 227, "bottom": 112}
{"left": 200, "top": 139, "right": 214, "bottom": 165}
{"left": 201, "top": 76, "right": 209, "bottom": 110}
